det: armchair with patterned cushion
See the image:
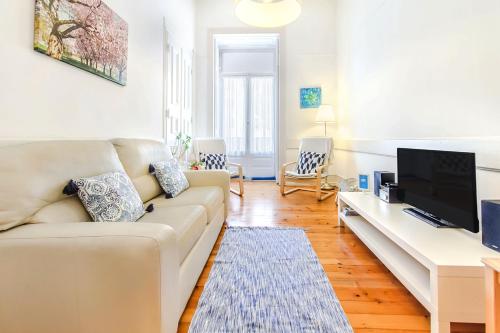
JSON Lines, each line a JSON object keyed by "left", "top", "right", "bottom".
{"left": 280, "top": 137, "right": 334, "bottom": 201}
{"left": 193, "top": 138, "right": 244, "bottom": 196}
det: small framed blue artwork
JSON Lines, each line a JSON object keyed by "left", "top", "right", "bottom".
{"left": 359, "top": 174, "right": 369, "bottom": 191}
{"left": 300, "top": 87, "right": 322, "bottom": 109}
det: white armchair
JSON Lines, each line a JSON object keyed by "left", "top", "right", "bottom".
{"left": 280, "top": 137, "right": 335, "bottom": 201}
{"left": 192, "top": 138, "right": 244, "bottom": 196}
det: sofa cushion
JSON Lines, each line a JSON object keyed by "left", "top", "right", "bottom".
{"left": 151, "top": 160, "right": 189, "bottom": 198}
{"left": 28, "top": 197, "right": 91, "bottom": 224}
{"left": 112, "top": 139, "right": 173, "bottom": 203}
{"left": 199, "top": 153, "right": 227, "bottom": 170}
{"left": 72, "top": 172, "right": 145, "bottom": 222}
{"left": 0, "top": 141, "right": 125, "bottom": 231}
{"left": 296, "top": 151, "right": 326, "bottom": 175}
{"left": 147, "top": 186, "right": 223, "bottom": 223}
{"left": 139, "top": 205, "right": 207, "bottom": 263}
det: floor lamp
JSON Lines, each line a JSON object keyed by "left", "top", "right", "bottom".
{"left": 315, "top": 105, "right": 336, "bottom": 190}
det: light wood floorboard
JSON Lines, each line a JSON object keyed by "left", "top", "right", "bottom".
{"left": 178, "top": 182, "right": 484, "bottom": 333}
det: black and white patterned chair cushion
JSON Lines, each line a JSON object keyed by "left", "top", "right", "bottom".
{"left": 150, "top": 159, "right": 189, "bottom": 198}
{"left": 200, "top": 153, "right": 227, "bottom": 170}
{"left": 71, "top": 171, "right": 145, "bottom": 222}
{"left": 296, "top": 151, "right": 327, "bottom": 175}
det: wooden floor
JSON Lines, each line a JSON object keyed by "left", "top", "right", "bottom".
{"left": 178, "top": 182, "right": 483, "bottom": 333}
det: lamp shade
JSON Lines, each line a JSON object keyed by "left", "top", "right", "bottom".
{"left": 315, "top": 105, "right": 336, "bottom": 123}
{"left": 235, "top": 0, "right": 302, "bottom": 28}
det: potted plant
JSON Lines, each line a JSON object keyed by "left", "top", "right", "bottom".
{"left": 171, "top": 133, "right": 192, "bottom": 163}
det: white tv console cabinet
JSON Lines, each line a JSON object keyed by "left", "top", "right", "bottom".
{"left": 337, "top": 192, "right": 500, "bottom": 333}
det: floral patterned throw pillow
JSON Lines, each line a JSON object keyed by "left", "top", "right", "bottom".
{"left": 150, "top": 159, "right": 190, "bottom": 198}
{"left": 71, "top": 171, "right": 145, "bottom": 222}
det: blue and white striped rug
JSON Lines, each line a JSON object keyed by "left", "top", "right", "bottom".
{"left": 189, "top": 227, "right": 353, "bottom": 333}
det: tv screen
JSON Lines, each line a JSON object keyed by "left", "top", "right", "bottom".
{"left": 397, "top": 148, "right": 479, "bottom": 233}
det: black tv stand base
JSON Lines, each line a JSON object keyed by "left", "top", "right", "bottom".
{"left": 403, "top": 208, "right": 460, "bottom": 229}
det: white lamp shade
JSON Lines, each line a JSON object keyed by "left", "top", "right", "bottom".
{"left": 235, "top": 0, "right": 302, "bottom": 28}
{"left": 315, "top": 105, "right": 336, "bottom": 123}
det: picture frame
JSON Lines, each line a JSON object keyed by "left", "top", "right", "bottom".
{"left": 300, "top": 87, "right": 322, "bottom": 109}
{"left": 359, "top": 174, "right": 369, "bottom": 191}
{"left": 34, "top": 0, "right": 128, "bottom": 86}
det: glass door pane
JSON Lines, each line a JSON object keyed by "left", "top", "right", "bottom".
{"left": 222, "top": 76, "right": 247, "bottom": 156}
{"left": 249, "top": 77, "right": 274, "bottom": 155}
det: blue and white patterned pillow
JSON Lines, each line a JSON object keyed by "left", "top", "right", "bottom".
{"left": 71, "top": 171, "right": 145, "bottom": 222}
{"left": 200, "top": 153, "right": 227, "bottom": 170}
{"left": 296, "top": 152, "right": 326, "bottom": 175}
{"left": 151, "top": 159, "right": 189, "bottom": 198}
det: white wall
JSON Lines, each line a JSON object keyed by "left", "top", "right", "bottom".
{"left": 0, "top": 0, "right": 195, "bottom": 140}
{"left": 336, "top": 0, "right": 500, "bottom": 141}
{"left": 334, "top": 0, "right": 500, "bottom": 226}
{"left": 194, "top": 0, "right": 337, "bottom": 165}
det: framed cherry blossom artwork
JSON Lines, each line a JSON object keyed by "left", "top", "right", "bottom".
{"left": 34, "top": 0, "right": 128, "bottom": 86}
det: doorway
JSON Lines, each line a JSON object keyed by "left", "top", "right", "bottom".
{"left": 214, "top": 34, "right": 279, "bottom": 180}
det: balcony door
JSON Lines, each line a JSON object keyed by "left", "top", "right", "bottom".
{"left": 215, "top": 34, "right": 279, "bottom": 180}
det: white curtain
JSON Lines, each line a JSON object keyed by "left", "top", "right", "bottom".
{"left": 222, "top": 76, "right": 274, "bottom": 156}
{"left": 250, "top": 77, "right": 274, "bottom": 155}
{"left": 222, "top": 77, "right": 246, "bottom": 156}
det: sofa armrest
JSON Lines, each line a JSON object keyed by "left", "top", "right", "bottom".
{"left": 0, "top": 222, "right": 180, "bottom": 333}
{"left": 184, "top": 170, "right": 231, "bottom": 219}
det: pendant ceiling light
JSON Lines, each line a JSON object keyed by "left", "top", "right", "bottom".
{"left": 235, "top": 0, "right": 302, "bottom": 28}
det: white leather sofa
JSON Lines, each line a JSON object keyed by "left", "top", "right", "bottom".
{"left": 0, "top": 139, "right": 230, "bottom": 333}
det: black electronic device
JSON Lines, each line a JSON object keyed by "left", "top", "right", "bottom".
{"left": 379, "top": 183, "right": 401, "bottom": 203}
{"left": 374, "top": 171, "right": 395, "bottom": 197}
{"left": 397, "top": 148, "right": 479, "bottom": 233}
{"left": 482, "top": 200, "right": 500, "bottom": 252}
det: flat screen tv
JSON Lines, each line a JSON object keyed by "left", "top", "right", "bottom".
{"left": 397, "top": 148, "right": 479, "bottom": 233}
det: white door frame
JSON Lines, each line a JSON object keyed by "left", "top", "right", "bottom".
{"left": 214, "top": 34, "right": 280, "bottom": 179}
{"left": 162, "top": 19, "right": 169, "bottom": 142}
{"left": 163, "top": 19, "right": 194, "bottom": 146}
